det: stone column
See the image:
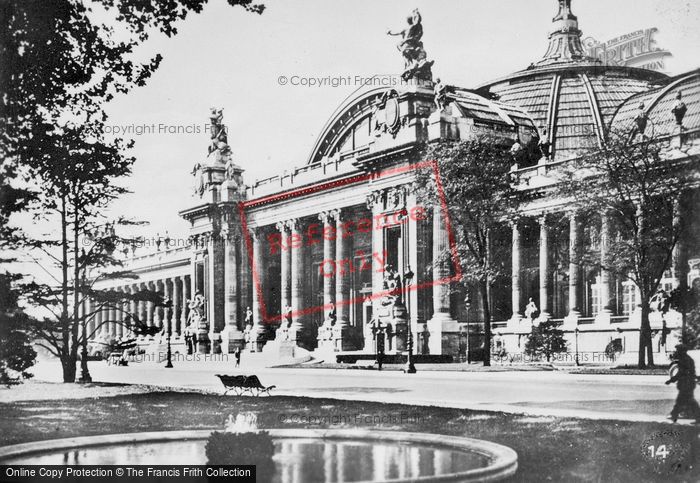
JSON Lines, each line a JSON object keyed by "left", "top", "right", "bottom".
{"left": 77, "top": 295, "right": 85, "bottom": 341}
{"left": 207, "top": 230, "right": 226, "bottom": 353}
{"left": 164, "top": 279, "right": 173, "bottom": 334}
{"left": 221, "top": 229, "right": 244, "bottom": 353}
{"left": 568, "top": 212, "right": 581, "bottom": 315}
{"left": 564, "top": 212, "right": 582, "bottom": 328}
{"left": 94, "top": 305, "right": 102, "bottom": 338}
{"left": 333, "top": 210, "right": 354, "bottom": 351}
{"left": 289, "top": 218, "right": 309, "bottom": 347}
{"left": 276, "top": 220, "right": 292, "bottom": 317}
{"left": 108, "top": 301, "right": 116, "bottom": 337}
{"left": 180, "top": 275, "right": 189, "bottom": 330}
{"left": 146, "top": 281, "right": 155, "bottom": 339}
{"left": 599, "top": 212, "right": 616, "bottom": 319}
{"left": 154, "top": 280, "right": 163, "bottom": 329}
{"left": 138, "top": 282, "right": 147, "bottom": 331}
{"left": 117, "top": 287, "right": 126, "bottom": 338}
{"left": 317, "top": 211, "right": 337, "bottom": 349}
{"left": 85, "top": 300, "right": 93, "bottom": 337}
{"left": 427, "top": 204, "right": 459, "bottom": 355}
{"left": 246, "top": 228, "right": 266, "bottom": 351}
{"left": 539, "top": 215, "right": 550, "bottom": 320}
{"left": 171, "top": 278, "right": 180, "bottom": 338}
{"left": 124, "top": 285, "right": 136, "bottom": 336}
{"left": 672, "top": 195, "right": 685, "bottom": 290}
{"left": 367, "top": 193, "right": 384, "bottom": 351}
{"left": 511, "top": 220, "right": 522, "bottom": 319}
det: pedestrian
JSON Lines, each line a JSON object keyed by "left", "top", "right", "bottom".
{"left": 666, "top": 344, "right": 700, "bottom": 423}
{"left": 235, "top": 347, "right": 241, "bottom": 367}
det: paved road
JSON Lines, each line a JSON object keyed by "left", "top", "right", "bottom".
{"left": 31, "top": 358, "right": 681, "bottom": 423}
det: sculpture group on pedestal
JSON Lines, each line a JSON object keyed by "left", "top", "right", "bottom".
{"left": 387, "top": 9, "right": 434, "bottom": 82}
{"left": 191, "top": 107, "right": 243, "bottom": 198}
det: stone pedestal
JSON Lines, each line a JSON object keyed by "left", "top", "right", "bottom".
{"left": 671, "top": 124, "right": 685, "bottom": 150}
{"left": 197, "top": 330, "right": 210, "bottom": 354}
{"left": 220, "top": 325, "right": 245, "bottom": 354}
{"left": 210, "top": 332, "right": 222, "bottom": 354}
{"left": 593, "top": 310, "right": 613, "bottom": 327}
{"left": 332, "top": 325, "right": 355, "bottom": 352}
{"left": 427, "top": 312, "right": 460, "bottom": 355}
{"left": 375, "top": 300, "right": 409, "bottom": 353}
{"left": 244, "top": 325, "right": 267, "bottom": 352}
{"left": 562, "top": 310, "right": 581, "bottom": 330}
{"left": 316, "top": 321, "right": 335, "bottom": 351}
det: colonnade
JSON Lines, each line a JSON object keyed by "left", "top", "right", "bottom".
{"left": 86, "top": 275, "right": 191, "bottom": 340}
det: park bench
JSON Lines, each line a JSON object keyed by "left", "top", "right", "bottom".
{"left": 216, "top": 374, "right": 276, "bottom": 397}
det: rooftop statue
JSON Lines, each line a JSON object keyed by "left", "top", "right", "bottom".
{"left": 672, "top": 91, "right": 688, "bottom": 128}
{"left": 387, "top": 9, "right": 434, "bottom": 82}
{"left": 191, "top": 161, "right": 205, "bottom": 197}
{"left": 208, "top": 107, "right": 231, "bottom": 157}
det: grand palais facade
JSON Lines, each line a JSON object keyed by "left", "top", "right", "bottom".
{"left": 89, "top": 1, "right": 700, "bottom": 364}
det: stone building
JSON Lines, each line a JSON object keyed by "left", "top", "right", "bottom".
{"left": 89, "top": 1, "right": 700, "bottom": 363}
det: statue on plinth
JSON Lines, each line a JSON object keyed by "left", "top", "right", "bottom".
{"left": 434, "top": 78, "right": 448, "bottom": 110}
{"left": 327, "top": 303, "right": 337, "bottom": 326}
{"left": 208, "top": 107, "right": 231, "bottom": 157}
{"left": 381, "top": 264, "right": 404, "bottom": 306}
{"left": 186, "top": 292, "right": 209, "bottom": 352}
{"left": 244, "top": 306, "right": 253, "bottom": 328}
{"left": 191, "top": 161, "right": 205, "bottom": 197}
{"left": 633, "top": 103, "right": 649, "bottom": 139}
{"left": 538, "top": 128, "right": 552, "bottom": 161}
{"left": 672, "top": 91, "right": 687, "bottom": 128}
{"left": 284, "top": 305, "right": 293, "bottom": 328}
{"left": 387, "top": 9, "right": 434, "bottom": 81}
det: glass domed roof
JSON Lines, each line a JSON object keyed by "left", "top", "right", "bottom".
{"left": 476, "top": 0, "right": 668, "bottom": 161}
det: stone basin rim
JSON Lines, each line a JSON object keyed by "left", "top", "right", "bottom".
{"left": 0, "top": 429, "right": 518, "bottom": 482}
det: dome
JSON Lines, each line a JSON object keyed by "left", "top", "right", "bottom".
{"left": 476, "top": 0, "right": 668, "bottom": 161}
{"left": 611, "top": 70, "right": 700, "bottom": 137}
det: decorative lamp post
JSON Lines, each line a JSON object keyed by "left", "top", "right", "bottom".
{"left": 165, "top": 297, "right": 174, "bottom": 368}
{"left": 403, "top": 267, "right": 416, "bottom": 374}
{"left": 371, "top": 319, "right": 386, "bottom": 370}
{"left": 464, "top": 294, "right": 472, "bottom": 363}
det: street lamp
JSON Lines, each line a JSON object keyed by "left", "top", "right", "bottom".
{"left": 164, "top": 297, "right": 174, "bottom": 368}
{"left": 403, "top": 267, "right": 416, "bottom": 374}
{"left": 464, "top": 294, "right": 472, "bottom": 363}
{"left": 574, "top": 327, "right": 580, "bottom": 367}
{"left": 370, "top": 319, "right": 386, "bottom": 370}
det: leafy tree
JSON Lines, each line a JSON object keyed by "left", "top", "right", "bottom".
{"left": 1, "top": 0, "right": 264, "bottom": 382}
{"left": 674, "top": 286, "right": 700, "bottom": 349}
{"left": 0, "top": 126, "right": 38, "bottom": 386}
{"left": 556, "top": 130, "right": 699, "bottom": 368}
{"left": 416, "top": 138, "right": 518, "bottom": 366}
{"left": 524, "top": 320, "right": 567, "bottom": 362}
{"left": 0, "top": 273, "right": 37, "bottom": 385}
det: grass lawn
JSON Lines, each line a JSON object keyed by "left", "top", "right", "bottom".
{"left": 0, "top": 383, "right": 698, "bottom": 482}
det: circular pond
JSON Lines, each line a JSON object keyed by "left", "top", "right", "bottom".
{"left": 0, "top": 429, "right": 517, "bottom": 482}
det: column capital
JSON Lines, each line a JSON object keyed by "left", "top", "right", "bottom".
{"left": 285, "top": 218, "right": 300, "bottom": 231}
{"left": 318, "top": 210, "right": 339, "bottom": 225}
{"left": 366, "top": 190, "right": 383, "bottom": 210}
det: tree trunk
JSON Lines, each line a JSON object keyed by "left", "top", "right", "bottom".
{"left": 60, "top": 195, "right": 74, "bottom": 382}
{"left": 480, "top": 280, "right": 491, "bottom": 367}
{"left": 70, "top": 192, "right": 80, "bottom": 374}
{"left": 638, "top": 301, "right": 654, "bottom": 368}
{"left": 61, "top": 354, "right": 76, "bottom": 383}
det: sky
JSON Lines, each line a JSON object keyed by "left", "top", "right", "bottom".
{"left": 102, "top": 0, "right": 700, "bottom": 243}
